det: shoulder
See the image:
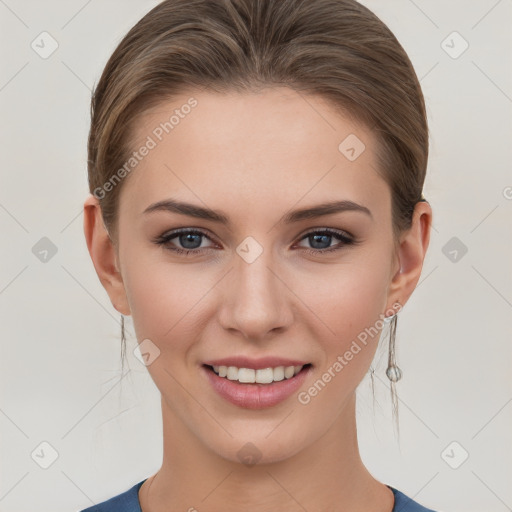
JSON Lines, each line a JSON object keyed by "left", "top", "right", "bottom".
{"left": 78, "top": 479, "right": 147, "bottom": 512}
{"left": 387, "top": 485, "right": 439, "bottom": 512}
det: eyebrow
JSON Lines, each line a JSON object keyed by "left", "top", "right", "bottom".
{"left": 142, "top": 198, "right": 373, "bottom": 224}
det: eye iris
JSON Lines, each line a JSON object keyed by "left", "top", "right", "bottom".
{"left": 310, "top": 233, "right": 331, "bottom": 250}
{"left": 180, "top": 233, "right": 202, "bottom": 249}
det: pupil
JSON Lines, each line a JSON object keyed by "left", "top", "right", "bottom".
{"left": 181, "top": 233, "right": 201, "bottom": 249}
{"left": 310, "top": 234, "right": 331, "bottom": 249}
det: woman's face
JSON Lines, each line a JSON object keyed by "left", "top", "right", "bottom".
{"left": 104, "top": 87, "right": 410, "bottom": 463}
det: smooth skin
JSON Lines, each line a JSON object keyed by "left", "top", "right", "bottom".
{"left": 84, "top": 87, "right": 432, "bottom": 512}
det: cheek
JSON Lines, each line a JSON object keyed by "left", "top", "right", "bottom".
{"left": 296, "top": 257, "right": 389, "bottom": 347}
{"left": 122, "top": 253, "right": 215, "bottom": 344}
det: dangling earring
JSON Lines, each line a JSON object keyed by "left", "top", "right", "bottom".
{"left": 121, "top": 314, "right": 126, "bottom": 344}
{"left": 383, "top": 309, "right": 402, "bottom": 382}
{"left": 120, "top": 314, "right": 127, "bottom": 375}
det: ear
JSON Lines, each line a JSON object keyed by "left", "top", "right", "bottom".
{"left": 386, "top": 201, "right": 432, "bottom": 312}
{"left": 83, "top": 193, "right": 131, "bottom": 316}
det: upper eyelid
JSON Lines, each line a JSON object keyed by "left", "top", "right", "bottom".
{"left": 160, "top": 227, "right": 218, "bottom": 244}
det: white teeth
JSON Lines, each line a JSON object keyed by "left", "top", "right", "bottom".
{"left": 273, "top": 366, "right": 285, "bottom": 381}
{"left": 255, "top": 368, "right": 273, "bottom": 384}
{"left": 227, "top": 366, "right": 238, "bottom": 380}
{"left": 238, "top": 368, "right": 256, "bottom": 383}
{"left": 211, "top": 364, "right": 305, "bottom": 384}
{"left": 284, "top": 366, "right": 295, "bottom": 379}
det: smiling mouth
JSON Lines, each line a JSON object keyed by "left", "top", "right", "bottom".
{"left": 203, "top": 363, "right": 313, "bottom": 385}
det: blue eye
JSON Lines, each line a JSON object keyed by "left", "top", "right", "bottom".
{"left": 153, "top": 227, "right": 356, "bottom": 256}
{"left": 154, "top": 228, "right": 215, "bottom": 255}
{"left": 297, "top": 228, "right": 355, "bottom": 254}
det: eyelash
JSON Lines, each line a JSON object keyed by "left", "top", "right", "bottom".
{"left": 153, "top": 227, "right": 357, "bottom": 256}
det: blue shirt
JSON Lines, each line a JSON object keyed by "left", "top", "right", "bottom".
{"left": 79, "top": 478, "right": 438, "bottom": 511}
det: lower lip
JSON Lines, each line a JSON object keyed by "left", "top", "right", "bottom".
{"left": 201, "top": 365, "right": 312, "bottom": 409}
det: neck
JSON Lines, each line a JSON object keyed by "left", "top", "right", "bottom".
{"left": 139, "top": 393, "right": 395, "bottom": 512}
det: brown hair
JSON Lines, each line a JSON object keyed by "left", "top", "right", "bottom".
{"left": 87, "top": 0, "right": 429, "bottom": 428}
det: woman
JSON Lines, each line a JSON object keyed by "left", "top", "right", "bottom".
{"left": 81, "top": 0, "right": 436, "bottom": 510}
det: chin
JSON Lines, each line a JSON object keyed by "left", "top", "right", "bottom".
{"left": 204, "top": 426, "right": 314, "bottom": 467}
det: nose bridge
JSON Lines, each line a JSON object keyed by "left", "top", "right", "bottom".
{"left": 219, "top": 239, "right": 291, "bottom": 338}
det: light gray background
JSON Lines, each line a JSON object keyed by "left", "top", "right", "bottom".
{"left": 1, "top": 1, "right": 511, "bottom": 511}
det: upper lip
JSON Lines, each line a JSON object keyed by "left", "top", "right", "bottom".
{"left": 203, "top": 356, "right": 311, "bottom": 370}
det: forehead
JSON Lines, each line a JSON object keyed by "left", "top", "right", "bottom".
{"left": 119, "top": 87, "right": 390, "bottom": 223}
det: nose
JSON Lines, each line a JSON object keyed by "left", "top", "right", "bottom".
{"left": 217, "top": 247, "right": 294, "bottom": 341}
